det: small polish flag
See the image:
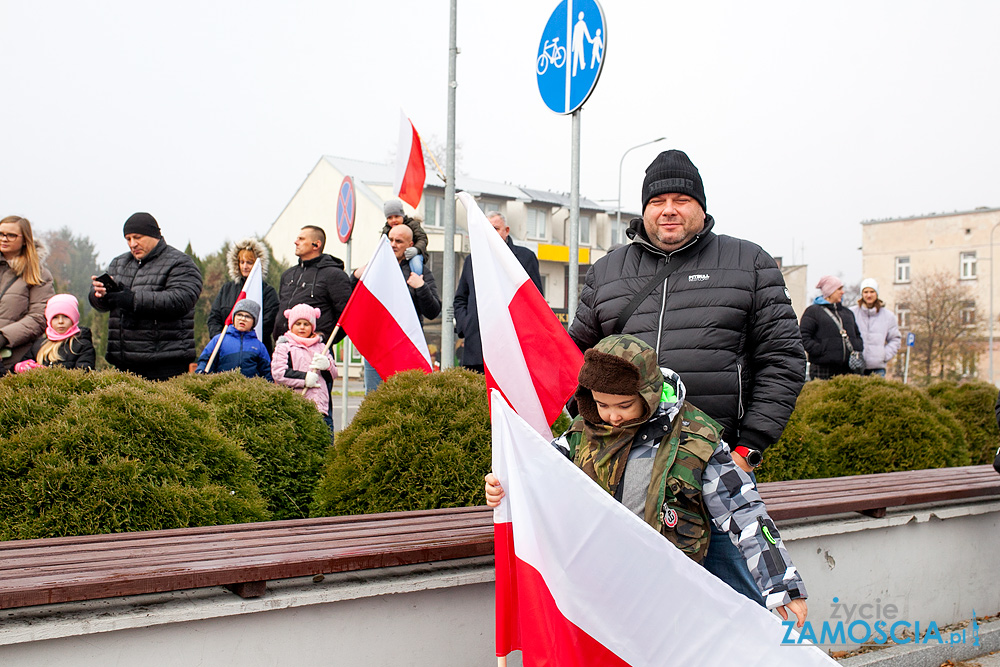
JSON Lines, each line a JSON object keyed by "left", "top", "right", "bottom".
{"left": 457, "top": 191, "right": 582, "bottom": 438}
{"left": 338, "top": 235, "right": 432, "bottom": 380}
{"left": 491, "top": 394, "right": 836, "bottom": 666}
{"left": 226, "top": 257, "right": 264, "bottom": 342}
{"left": 394, "top": 110, "right": 427, "bottom": 209}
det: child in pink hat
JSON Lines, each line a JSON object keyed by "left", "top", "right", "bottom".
{"left": 271, "top": 303, "right": 338, "bottom": 432}
{"left": 15, "top": 294, "right": 96, "bottom": 372}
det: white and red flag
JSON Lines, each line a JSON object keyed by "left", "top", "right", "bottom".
{"left": 338, "top": 235, "right": 432, "bottom": 380}
{"left": 227, "top": 257, "right": 264, "bottom": 341}
{"left": 457, "top": 191, "right": 582, "bottom": 438}
{"left": 394, "top": 110, "right": 426, "bottom": 209}
{"left": 490, "top": 393, "right": 836, "bottom": 666}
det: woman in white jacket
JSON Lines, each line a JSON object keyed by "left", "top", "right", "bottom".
{"left": 849, "top": 278, "right": 902, "bottom": 377}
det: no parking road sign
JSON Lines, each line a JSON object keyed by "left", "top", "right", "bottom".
{"left": 536, "top": 0, "right": 606, "bottom": 114}
{"left": 336, "top": 175, "right": 356, "bottom": 244}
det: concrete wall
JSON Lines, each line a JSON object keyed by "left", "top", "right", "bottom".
{"left": 5, "top": 501, "right": 997, "bottom": 664}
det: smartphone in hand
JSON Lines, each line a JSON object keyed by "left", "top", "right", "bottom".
{"left": 96, "top": 273, "right": 122, "bottom": 293}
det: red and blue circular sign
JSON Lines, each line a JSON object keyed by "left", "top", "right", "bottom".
{"left": 336, "top": 176, "right": 356, "bottom": 244}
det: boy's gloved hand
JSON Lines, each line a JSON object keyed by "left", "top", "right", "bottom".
{"left": 304, "top": 371, "right": 320, "bottom": 388}
{"left": 403, "top": 247, "right": 418, "bottom": 260}
{"left": 309, "top": 353, "right": 331, "bottom": 371}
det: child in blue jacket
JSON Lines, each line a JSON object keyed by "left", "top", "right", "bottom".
{"left": 196, "top": 299, "right": 272, "bottom": 380}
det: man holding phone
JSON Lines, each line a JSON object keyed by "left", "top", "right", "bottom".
{"left": 272, "top": 225, "right": 352, "bottom": 344}
{"left": 89, "top": 212, "right": 202, "bottom": 380}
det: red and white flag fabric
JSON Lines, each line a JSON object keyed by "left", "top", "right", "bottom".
{"left": 338, "top": 235, "right": 432, "bottom": 379}
{"left": 457, "top": 191, "right": 582, "bottom": 438}
{"left": 394, "top": 110, "right": 426, "bottom": 209}
{"left": 491, "top": 393, "right": 836, "bottom": 666}
{"left": 226, "top": 257, "right": 264, "bottom": 341}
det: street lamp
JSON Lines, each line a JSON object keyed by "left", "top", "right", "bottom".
{"left": 989, "top": 221, "right": 1000, "bottom": 382}
{"left": 616, "top": 137, "right": 667, "bottom": 244}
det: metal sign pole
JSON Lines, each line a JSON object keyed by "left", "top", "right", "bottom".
{"left": 904, "top": 345, "right": 910, "bottom": 385}
{"left": 568, "top": 109, "right": 580, "bottom": 326}
{"left": 341, "top": 238, "right": 352, "bottom": 428}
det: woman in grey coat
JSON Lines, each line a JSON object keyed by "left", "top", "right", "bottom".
{"left": 849, "top": 278, "right": 901, "bottom": 377}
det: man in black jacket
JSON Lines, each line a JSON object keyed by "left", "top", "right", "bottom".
{"left": 273, "top": 225, "right": 353, "bottom": 344}
{"left": 568, "top": 150, "right": 806, "bottom": 604}
{"left": 89, "top": 212, "right": 203, "bottom": 381}
{"left": 454, "top": 211, "right": 543, "bottom": 373}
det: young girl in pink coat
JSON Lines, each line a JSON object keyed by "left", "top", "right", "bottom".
{"left": 271, "top": 304, "right": 338, "bottom": 432}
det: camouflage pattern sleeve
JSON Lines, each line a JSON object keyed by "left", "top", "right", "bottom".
{"left": 701, "top": 442, "right": 808, "bottom": 610}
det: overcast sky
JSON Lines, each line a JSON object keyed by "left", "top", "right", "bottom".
{"left": 3, "top": 1, "right": 999, "bottom": 292}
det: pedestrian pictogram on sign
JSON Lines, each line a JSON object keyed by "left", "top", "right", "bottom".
{"left": 536, "top": 0, "right": 607, "bottom": 115}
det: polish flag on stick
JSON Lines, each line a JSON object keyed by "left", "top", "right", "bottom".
{"left": 205, "top": 258, "right": 263, "bottom": 371}
{"left": 394, "top": 110, "right": 427, "bottom": 209}
{"left": 338, "top": 235, "right": 432, "bottom": 380}
{"left": 491, "top": 394, "right": 836, "bottom": 666}
{"left": 457, "top": 191, "right": 582, "bottom": 438}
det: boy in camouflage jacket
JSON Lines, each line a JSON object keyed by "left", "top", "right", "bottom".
{"left": 485, "top": 334, "right": 808, "bottom": 626}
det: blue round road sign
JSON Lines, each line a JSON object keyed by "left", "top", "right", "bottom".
{"left": 336, "top": 176, "right": 356, "bottom": 244}
{"left": 536, "top": 0, "right": 606, "bottom": 115}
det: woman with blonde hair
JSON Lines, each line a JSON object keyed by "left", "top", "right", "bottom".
{"left": 0, "top": 215, "right": 54, "bottom": 372}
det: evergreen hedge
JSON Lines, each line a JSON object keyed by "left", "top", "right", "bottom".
{"left": 926, "top": 380, "right": 1000, "bottom": 466}
{"left": 758, "top": 375, "right": 972, "bottom": 483}
{"left": 312, "top": 369, "right": 493, "bottom": 515}
{"left": 0, "top": 368, "right": 333, "bottom": 539}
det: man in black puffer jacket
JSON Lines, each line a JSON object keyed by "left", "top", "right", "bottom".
{"left": 568, "top": 150, "right": 806, "bottom": 605}
{"left": 272, "top": 225, "right": 352, "bottom": 344}
{"left": 89, "top": 212, "right": 203, "bottom": 381}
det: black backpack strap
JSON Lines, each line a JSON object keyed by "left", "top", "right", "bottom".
{"left": 613, "top": 260, "right": 683, "bottom": 335}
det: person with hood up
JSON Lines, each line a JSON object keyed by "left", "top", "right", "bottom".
{"left": 799, "top": 275, "right": 864, "bottom": 380}
{"left": 208, "top": 238, "right": 279, "bottom": 353}
{"left": 272, "top": 225, "right": 352, "bottom": 345}
{"left": 485, "top": 334, "right": 809, "bottom": 625}
{"left": 849, "top": 278, "right": 901, "bottom": 377}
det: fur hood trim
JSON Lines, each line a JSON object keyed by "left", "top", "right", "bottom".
{"left": 226, "top": 238, "right": 270, "bottom": 281}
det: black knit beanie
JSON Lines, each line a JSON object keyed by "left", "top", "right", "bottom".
{"left": 641, "top": 150, "right": 706, "bottom": 213}
{"left": 123, "top": 212, "right": 162, "bottom": 239}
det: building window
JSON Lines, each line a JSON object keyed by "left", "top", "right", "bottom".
{"left": 539, "top": 275, "right": 548, "bottom": 299}
{"left": 483, "top": 201, "right": 500, "bottom": 214}
{"left": 895, "top": 256, "right": 910, "bottom": 283}
{"left": 610, "top": 218, "right": 623, "bottom": 246}
{"left": 527, "top": 208, "right": 547, "bottom": 239}
{"left": 897, "top": 302, "right": 910, "bottom": 329}
{"left": 424, "top": 194, "right": 443, "bottom": 228}
{"left": 961, "top": 300, "right": 976, "bottom": 327}
{"left": 960, "top": 251, "right": 977, "bottom": 280}
{"left": 961, "top": 352, "right": 977, "bottom": 378}
{"left": 579, "top": 215, "right": 591, "bottom": 246}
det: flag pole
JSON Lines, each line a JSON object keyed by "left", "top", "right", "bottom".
{"left": 418, "top": 136, "right": 447, "bottom": 184}
{"left": 203, "top": 329, "right": 226, "bottom": 373}
{"left": 301, "top": 324, "right": 341, "bottom": 396}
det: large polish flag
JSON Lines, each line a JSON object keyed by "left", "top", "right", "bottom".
{"left": 338, "top": 235, "right": 432, "bottom": 379}
{"left": 491, "top": 393, "right": 836, "bottom": 666}
{"left": 457, "top": 191, "right": 582, "bottom": 438}
{"left": 393, "top": 110, "right": 427, "bottom": 209}
{"left": 226, "top": 257, "right": 264, "bottom": 342}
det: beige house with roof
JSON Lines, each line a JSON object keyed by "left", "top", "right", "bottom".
{"left": 860, "top": 206, "right": 1000, "bottom": 383}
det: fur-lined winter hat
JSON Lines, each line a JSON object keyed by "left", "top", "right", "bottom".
{"left": 575, "top": 334, "right": 663, "bottom": 426}
{"left": 226, "top": 238, "right": 270, "bottom": 281}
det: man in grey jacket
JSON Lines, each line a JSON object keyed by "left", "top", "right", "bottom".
{"left": 568, "top": 149, "right": 806, "bottom": 604}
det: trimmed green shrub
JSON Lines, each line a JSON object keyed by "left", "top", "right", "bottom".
{"left": 927, "top": 380, "right": 1000, "bottom": 466}
{"left": 758, "top": 375, "right": 971, "bottom": 482}
{"left": 204, "top": 376, "right": 332, "bottom": 520}
{"left": 0, "top": 376, "right": 268, "bottom": 539}
{"left": 312, "top": 369, "right": 492, "bottom": 515}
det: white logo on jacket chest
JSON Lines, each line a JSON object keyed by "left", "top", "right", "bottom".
{"left": 688, "top": 274, "right": 710, "bottom": 282}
